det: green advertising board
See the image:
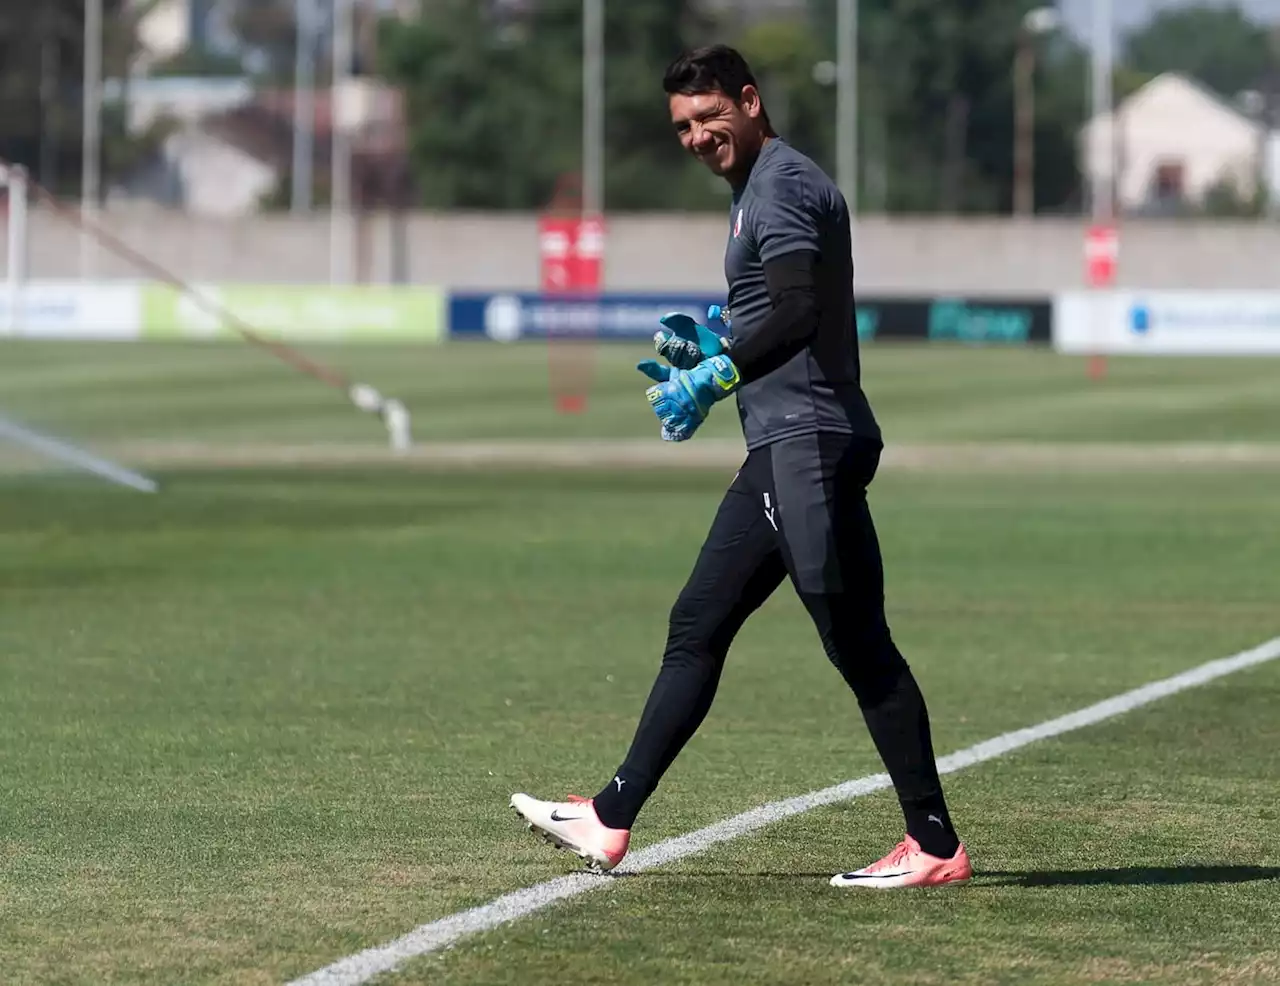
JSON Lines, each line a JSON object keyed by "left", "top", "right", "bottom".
{"left": 141, "top": 284, "right": 445, "bottom": 343}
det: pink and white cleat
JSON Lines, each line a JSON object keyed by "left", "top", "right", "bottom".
{"left": 510, "top": 793, "right": 630, "bottom": 872}
{"left": 829, "top": 835, "right": 972, "bottom": 889}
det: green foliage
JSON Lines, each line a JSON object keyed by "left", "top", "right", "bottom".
{"left": 803, "top": 0, "right": 1086, "bottom": 214}
{"left": 369, "top": 0, "right": 1277, "bottom": 216}
{"left": 1200, "top": 173, "right": 1267, "bottom": 217}
{"left": 1124, "top": 4, "right": 1275, "bottom": 99}
{"left": 379, "top": 0, "right": 723, "bottom": 211}
{"left": 149, "top": 46, "right": 246, "bottom": 78}
{"left": 734, "top": 19, "right": 836, "bottom": 175}
{"left": 100, "top": 104, "right": 181, "bottom": 182}
{"left": 0, "top": 0, "right": 137, "bottom": 196}
{"left": 230, "top": 0, "right": 300, "bottom": 80}
{"left": 377, "top": 0, "right": 578, "bottom": 209}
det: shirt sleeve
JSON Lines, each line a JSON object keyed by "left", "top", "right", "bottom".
{"left": 727, "top": 250, "right": 819, "bottom": 384}
{"left": 754, "top": 175, "right": 821, "bottom": 263}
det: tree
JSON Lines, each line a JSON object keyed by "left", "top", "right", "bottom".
{"left": 801, "top": 0, "right": 1084, "bottom": 214}
{"left": 378, "top": 0, "right": 578, "bottom": 208}
{"left": 149, "top": 46, "right": 246, "bottom": 78}
{"left": 379, "top": 0, "right": 722, "bottom": 210}
{"left": 230, "top": 0, "right": 301, "bottom": 80}
{"left": 1124, "top": 4, "right": 1275, "bottom": 100}
{"left": 733, "top": 19, "right": 836, "bottom": 177}
{"left": 0, "top": 1, "right": 147, "bottom": 197}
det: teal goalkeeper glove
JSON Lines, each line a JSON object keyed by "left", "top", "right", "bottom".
{"left": 636, "top": 307, "right": 731, "bottom": 381}
{"left": 643, "top": 354, "right": 741, "bottom": 442}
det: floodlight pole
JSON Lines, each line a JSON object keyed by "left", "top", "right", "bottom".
{"left": 1088, "top": 0, "right": 1114, "bottom": 381}
{"left": 4, "top": 164, "right": 28, "bottom": 334}
{"left": 583, "top": 0, "right": 604, "bottom": 217}
{"left": 1090, "top": 0, "right": 1114, "bottom": 224}
{"left": 836, "top": 0, "right": 858, "bottom": 229}
{"left": 292, "top": 0, "right": 317, "bottom": 213}
{"left": 330, "top": 0, "right": 354, "bottom": 283}
{"left": 82, "top": 0, "right": 103, "bottom": 278}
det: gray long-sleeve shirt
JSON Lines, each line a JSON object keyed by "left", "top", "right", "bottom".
{"left": 723, "top": 138, "right": 881, "bottom": 451}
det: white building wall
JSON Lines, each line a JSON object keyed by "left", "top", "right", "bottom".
{"left": 164, "top": 129, "right": 278, "bottom": 218}
{"left": 1082, "top": 75, "right": 1262, "bottom": 208}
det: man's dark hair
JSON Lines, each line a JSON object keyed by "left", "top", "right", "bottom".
{"left": 663, "top": 45, "right": 760, "bottom": 101}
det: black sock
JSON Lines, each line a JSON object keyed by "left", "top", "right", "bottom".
{"left": 592, "top": 771, "right": 647, "bottom": 830}
{"left": 902, "top": 801, "right": 961, "bottom": 858}
{"left": 856, "top": 664, "right": 961, "bottom": 858}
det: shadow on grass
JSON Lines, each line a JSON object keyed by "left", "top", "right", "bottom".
{"left": 980, "top": 865, "right": 1280, "bottom": 887}
{"left": 622, "top": 865, "right": 1280, "bottom": 887}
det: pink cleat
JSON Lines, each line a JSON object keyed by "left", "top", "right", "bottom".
{"left": 829, "top": 835, "right": 972, "bottom": 889}
{"left": 510, "top": 793, "right": 630, "bottom": 872}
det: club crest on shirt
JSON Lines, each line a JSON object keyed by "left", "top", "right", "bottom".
{"left": 733, "top": 209, "right": 743, "bottom": 238}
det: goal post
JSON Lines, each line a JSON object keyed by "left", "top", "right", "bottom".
{"left": 2, "top": 161, "right": 28, "bottom": 336}
{"left": 0, "top": 162, "right": 160, "bottom": 492}
{"left": 0, "top": 157, "right": 413, "bottom": 459}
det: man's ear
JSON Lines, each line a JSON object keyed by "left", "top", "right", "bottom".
{"left": 739, "top": 84, "right": 763, "bottom": 119}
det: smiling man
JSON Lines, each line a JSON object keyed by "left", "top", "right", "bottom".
{"left": 511, "top": 46, "right": 971, "bottom": 890}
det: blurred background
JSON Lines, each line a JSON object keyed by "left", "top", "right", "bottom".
{"left": 5, "top": 0, "right": 1280, "bottom": 220}
{"left": 2, "top": 0, "right": 1280, "bottom": 466}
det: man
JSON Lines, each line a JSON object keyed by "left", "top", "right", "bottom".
{"left": 511, "top": 45, "right": 971, "bottom": 889}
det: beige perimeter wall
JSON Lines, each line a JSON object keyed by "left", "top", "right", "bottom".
{"left": 20, "top": 211, "right": 1280, "bottom": 294}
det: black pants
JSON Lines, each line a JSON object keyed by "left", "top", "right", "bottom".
{"left": 595, "top": 433, "right": 956, "bottom": 852}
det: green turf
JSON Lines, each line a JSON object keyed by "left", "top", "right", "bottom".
{"left": 2, "top": 339, "right": 1280, "bottom": 447}
{"left": 1, "top": 465, "right": 1277, "bottom": 984}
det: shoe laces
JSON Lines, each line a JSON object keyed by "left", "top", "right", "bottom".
{"left": 865, "top": 839, "right": 914, "bottom": 873}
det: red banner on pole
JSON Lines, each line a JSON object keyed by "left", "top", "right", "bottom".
{"left": 539, "top": 182, "right": 606, "bottom": 413}
{"left": 1084, "top": 223, "right": 1118, "bottom": 288}
{"left": 1083, "top": 223, "right": 1117, "bottom": 381}
{"left": 538, "top": 214, "right": 605, "bottom": 295}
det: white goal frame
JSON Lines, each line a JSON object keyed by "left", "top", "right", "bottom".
{"left": 1, "top": 161, "right": 412, "bottom": 475}
{"left": 0, "top": 163, "right": 159, "bottom": 491}
{"left": 2, "top": 162, "right": 28, "bottom": 336}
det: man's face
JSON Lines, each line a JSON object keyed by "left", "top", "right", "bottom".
{"left": 669, "top": 86, "right": 764, "bottom": 179}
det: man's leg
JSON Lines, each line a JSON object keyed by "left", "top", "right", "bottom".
{"left": 592, "top": 464, "right": 786, "bottom": 829}
{"left": 767, "top": 434, "right": 964, "bottom": 870}
{"left": 512, "top": 458, "right": 785, "bottom": 869}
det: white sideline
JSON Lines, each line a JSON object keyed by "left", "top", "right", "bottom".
{"left": 288, "top": 635, "right": 1280, "bottom": 986}
{"left": 0, "top": 412, "right": 158, "bottom": 492}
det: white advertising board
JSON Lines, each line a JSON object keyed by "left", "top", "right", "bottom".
{"left": 0, "top": 281, "right": 142, "bottom": 340}
{"left": 1055, "top": 291, "right": 1280, "bottom": 355}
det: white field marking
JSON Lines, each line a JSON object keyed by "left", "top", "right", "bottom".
{"left": 288, "top": 635, "right": 1280, "bottom": 986}
{"left": 0, "top": 412, "right": 158, "bottom": 492}
{"left": 78, "top": 439, "right": 1280, "bottom": 473}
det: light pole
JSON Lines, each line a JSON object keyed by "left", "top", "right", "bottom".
{"left": 1087, "top": 0, "right": 1114, "bottom": 382}
{"left": 82, "top": 0, "right": 103, "bottom": 277}
{"left": 1013, "top": 7, "right": 1060, "bottom": 217}
{"left": 1090, "top": 0, "right": 1114, "bottom": 224}
{"left": 292, "top": 0, "right": 318, "bottom": 214}
{"left": 583, "top": 0, "right": 604, "bottom": 218}
{"left": 331, "top": 0, "right": 354, "bottom": 284}
{"left": 836, "top": 0, "right": 858, "bottom": 220}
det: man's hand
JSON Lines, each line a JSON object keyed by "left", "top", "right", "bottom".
{"left": 643, "top": 354, "right": 742, "bottom": 442}
{"left": 649, "top": 309, "right": 730, "bottom": 371}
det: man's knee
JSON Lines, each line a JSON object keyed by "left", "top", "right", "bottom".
{"left": 803, "top": 595, "right": 907, "bottom": 696}
{"left": 663, "top": 591, "right": 723, "bottom": 670}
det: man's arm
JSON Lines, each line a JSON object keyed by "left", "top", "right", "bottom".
{"left": 727, "top": 173, "right": 824, "bottom": 384}
{"left": 727, "top": 249, "right": 819, "bottom": 383}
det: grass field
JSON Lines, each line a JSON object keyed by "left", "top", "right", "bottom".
{"left": 1, "top": 340, "right": 1279, "bottom": 985}
{"left": 2, "top": 339, "right": 1280, "bottom": 450}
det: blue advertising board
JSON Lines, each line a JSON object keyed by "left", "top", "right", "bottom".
{"left": 448, "top": 293, "right": 725, "bottom": 342}
{"left": 447, "top": 292, "right": 1052, "bottom": 345}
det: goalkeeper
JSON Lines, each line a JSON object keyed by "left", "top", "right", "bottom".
{"left": 512, "top": 45, "right": 970, "bottom": 890}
